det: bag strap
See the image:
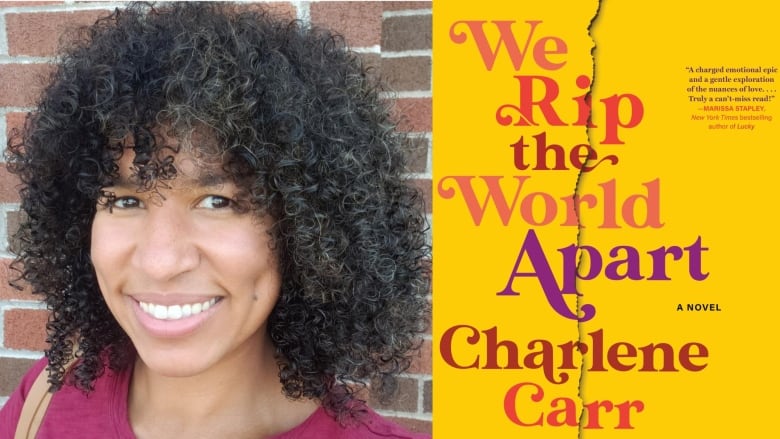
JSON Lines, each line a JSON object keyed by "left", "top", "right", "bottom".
{"left": 15, "top": 355, "right": 78, "bottom": 439}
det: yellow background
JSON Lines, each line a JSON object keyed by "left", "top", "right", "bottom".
{"left": 433, "top": 0, "right": 779, "bottom": 437}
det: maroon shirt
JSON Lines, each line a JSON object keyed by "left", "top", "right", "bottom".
{"left": 0, "top": 358, "right": 429, "bottom": 438}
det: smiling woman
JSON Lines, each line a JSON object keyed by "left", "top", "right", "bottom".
{"left": 92, "top": 146, "right": 284, "bottom": 381}
{"left": 0, "top": 2, "right": 430, "bottom": 438}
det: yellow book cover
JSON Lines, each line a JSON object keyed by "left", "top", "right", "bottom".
{"left": 433, "top": 0, "right": 778, "bottom": 436}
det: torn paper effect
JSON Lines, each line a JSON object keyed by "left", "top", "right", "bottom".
{"left": 576, "top": 0, "right": 604, "bottom": 437}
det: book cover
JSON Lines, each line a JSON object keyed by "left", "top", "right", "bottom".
{"left": 433, "top": 0, "right": 778, "bottom": 436}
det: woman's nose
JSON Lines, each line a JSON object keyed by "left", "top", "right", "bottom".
{"left": 130, "top": 205, "right": 200, "bottom": 282}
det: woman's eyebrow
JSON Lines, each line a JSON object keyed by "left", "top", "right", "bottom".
{"left": 193, "top": 173, "right": 230, "bottom": 188}
{"left": 107, "top": 171, "right": 230, "bottom": 189}
{"left": 106, "top": 175, "right": 138, "bottom": 189}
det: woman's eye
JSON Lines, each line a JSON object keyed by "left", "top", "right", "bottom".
{"left": 197, "top": 195, "right": 232, "bottom": 209}
{"left": 113, "top": 196, "right": 144, "bottom": 209}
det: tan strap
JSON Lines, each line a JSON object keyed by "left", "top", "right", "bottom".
{"left": 14, "top": 355, "right": 78, "bottom": 439}
{"left": 14, "top": 363, "right": 54, "bottom": 439}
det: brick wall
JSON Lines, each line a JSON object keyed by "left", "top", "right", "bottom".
{"left": 0, "top": 1, "right": 432, "bottom": 434}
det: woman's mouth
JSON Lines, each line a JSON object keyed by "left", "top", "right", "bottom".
{"left": 139, "top": 298, "right": 220, "bottom": 320}
{"left": 131, "top": 296, "right": 223, "bottom": 338}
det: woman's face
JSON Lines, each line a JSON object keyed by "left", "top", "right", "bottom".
{"left": 91, "top": 145, "right": 280, "bottom": 377}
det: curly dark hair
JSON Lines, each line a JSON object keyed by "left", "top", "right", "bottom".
{"left": 6, "top": 1, "right": 430, "bottom": 416}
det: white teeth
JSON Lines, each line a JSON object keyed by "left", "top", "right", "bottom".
{"left": 153, "top": 304, "right": 168, "bottom": 320}
{"left": 168, "top": 305, "right": 182, "bottom": 319}
{"left": 139, "top": 298, "right": 218, "bottom": 321}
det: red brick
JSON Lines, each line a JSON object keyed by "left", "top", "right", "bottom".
{"left": 411, "top": 178, "right": 431, "bottom": 214}
{"left": 382, "top": 15, "right": 432, "bottom": 51}
{"left": 4, "top": 308, "right": 48, "bottom": 352}
{"left": 0, "top": 165, "right": 22, "bottom": 203}
{"left": 0, "top": 357, "right": 38, "bottom": 396}
{"left": 422, "top": 379, "right": 431, "bottom": 413}
{"left": 387, "top": 417, "right": 431, "bottom": 435}
{"left": 236, "top": 2, "right": 296, "bottom": 20}
{"left": 359, "top": 53, "right": 381, "bottom": 82}
{"left": 383, "top": 2, "right": 431, "bottom": 11}
{"left": 5, "top": 210, "right": 24, "bottom": 256}
{"left": 369, "top": 376, "right": 418, "bottom": 412}
{"left": 408, "top": 338, "right": 431, "bottom": 374}
{"left": 5, "top": 112, "right": 28, "bottom": 139}
{"left": 391, "top": 98, "right": 431, "bottom": 132}
{"left": 5, "top": 112, "right": 29, "bottom": 156}
{"left": 381, "top": 56, "right": 431, "bottom": 92}
{"left": 310, "top": 1, "right": 382, "bottom": 47}
{"left": 0, "top": 259, "right": 34, "bottom": 301}
{"left": 401, "top": 135, "right": 428, "bottom": 174}
{"left": 0, "top": 64, "right": 54, "bottom": 107}
{"left": 6, "top": 10, "right": 110, "bottom": 57}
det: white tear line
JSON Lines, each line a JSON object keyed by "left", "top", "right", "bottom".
{"left": 292, "top": 1, "right": 310, "bottom": 23}
{"left": 0, "top": 107, "right": 35, "bottom": 115}
{"left": 350, "top": 45, "right": 381, "bottom": 54}
{"left": 0, "top": 14, "right": 8, "bottom": 56}
{"left": 381, "top": 50, "right": 431, "bottom": 58}
{"left": 0, "top": 206, "right": 7, "bottom": 255}
{"left": 0, "top": 114, "right": 6, "bottom": 162}
{"left": 383, "top": 9, "right": 432, "bottom": 19}
{"left": 417, "top": 378, "right": 426, "bottom": 418}
{"left": 405, "top": 171, "right": 431, "bottom": 180}
{"left": 374, "top": 408, "right": 432, "bottom": 421}
{"left": 424, "top": 132, "right": 432, "bottom": 173}
{"left": 0, "top": 2, "right": 118, "bottom": 14}
{"left": 0, "top": 347, "right": 44, "bottom": 359}
{"left": 1, "top": 203, "right": 22, "bottom": 256}
{"left": 379, "top": 91, "right": 432, "bottom": 99}
{"left": 0, "top": 300, "right": 46, "bottom": 310}
{"left": 0, "top": 56, "right": 54, "bottom": 64}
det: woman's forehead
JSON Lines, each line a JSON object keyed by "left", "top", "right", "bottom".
{"left": 117, "top": 123, "right": 221, "bottom": 152}
{"left": 113, "top": 123, "right": 228, "bottom": 180}
{"left": 115, "top": 147, "right": 228, "bottom": 187}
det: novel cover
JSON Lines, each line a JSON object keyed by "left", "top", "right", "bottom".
{"left": 433, "top": 0, "right": 778, "bottom": 437}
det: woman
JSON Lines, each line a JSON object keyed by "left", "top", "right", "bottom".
{"left": 0, "top": 2, "right": 430, "bottom": 438}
